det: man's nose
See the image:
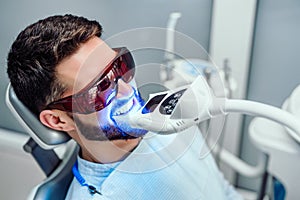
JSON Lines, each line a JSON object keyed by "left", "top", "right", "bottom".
{"left": 115, "top": 78, "right": 133, "bottom": 98}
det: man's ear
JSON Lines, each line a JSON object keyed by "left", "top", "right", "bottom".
{"left": 39, "top": 110, "right": 75, "bottom": 132}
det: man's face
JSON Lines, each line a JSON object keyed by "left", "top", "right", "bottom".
{"left": 56, "top": 37, "right": 147, "bottom": 142}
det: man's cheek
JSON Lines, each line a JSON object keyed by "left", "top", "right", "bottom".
{"left": 96, "top": 103, "right": 115, "bottom": 126}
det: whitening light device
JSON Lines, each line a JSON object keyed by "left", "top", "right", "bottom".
{"left": 117, "top": 75, "right": 300, "bottom": 143}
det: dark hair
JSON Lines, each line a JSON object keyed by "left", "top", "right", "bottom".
{"left": 7, "top": 14, "right": 102, "bottom": 116}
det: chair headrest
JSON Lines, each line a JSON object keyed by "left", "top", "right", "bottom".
{"left": 5, "top": 83, "right": 70, "bottom": 149}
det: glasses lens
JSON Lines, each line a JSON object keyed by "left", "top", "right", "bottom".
{"left": 117, "top": 51, "right": 135, "bottom": 82}
{"left": 93, "top": 92, "right": 106, "bottom": 111}
{"left": 46, "top": 47, "right": 135, "bottom": 114}
{"left": 97, "top": 76, "right": 111, "bottom": 91}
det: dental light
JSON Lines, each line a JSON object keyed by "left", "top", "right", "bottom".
{"left": 119, "top": 75, "right": 300, "bottom": 143}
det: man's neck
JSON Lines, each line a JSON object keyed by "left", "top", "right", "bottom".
{"left": 79, "top": 137, "right": 142, "bottom": 164}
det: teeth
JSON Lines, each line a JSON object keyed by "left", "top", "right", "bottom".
{"left": 114, "top": 100, "right": 134, "bottom": 116}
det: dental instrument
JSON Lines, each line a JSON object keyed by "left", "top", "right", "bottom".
{"left": 116, "top": 75, "right": 300, "bottom": 143}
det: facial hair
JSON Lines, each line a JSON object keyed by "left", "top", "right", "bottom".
{"left": 74, "top": 116, "right": 139, "bottom": 141}
{"left": 73, "top": 87, "right": 148, "bottom": 141}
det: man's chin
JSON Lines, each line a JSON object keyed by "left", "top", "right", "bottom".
{"left": 105, "top": 133, "right": 139, "bottom": 141}
{"left": 99, "top": 122, "right": 147, "bottom": 141}
{"left": 104, "top": 128, "right": 148, "bottom": 141}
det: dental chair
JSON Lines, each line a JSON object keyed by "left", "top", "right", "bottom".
{"left": 248, "top": 85, "right": 300, "bottom": 200}
{"left": 5, "top": 84, "right": 79, "bottom": 200}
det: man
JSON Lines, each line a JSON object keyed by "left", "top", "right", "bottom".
{"left": 7, "top": 14, "right": 243, "bottom": 199}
